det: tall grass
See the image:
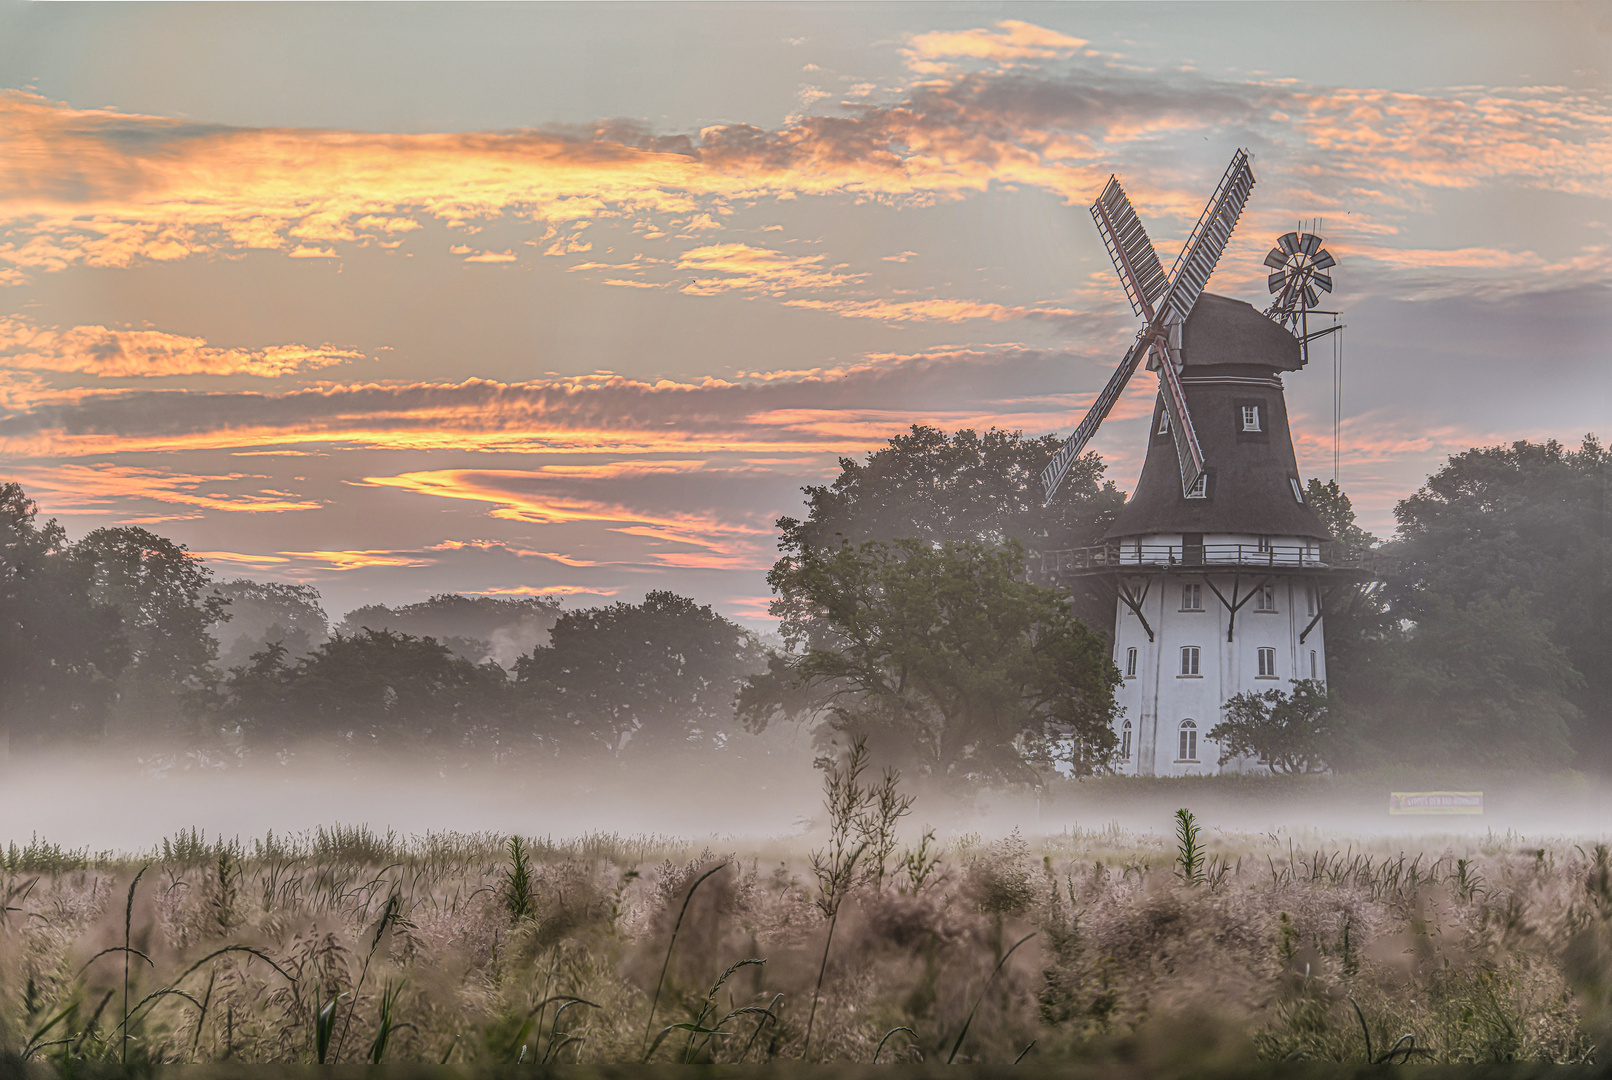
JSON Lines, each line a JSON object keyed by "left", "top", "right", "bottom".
{"left": 0, "top": 816, "right": 1606, "bottom": 1066}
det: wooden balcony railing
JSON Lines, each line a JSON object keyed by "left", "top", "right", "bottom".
{"left": 1033, "top": 542, "right": 1391, "bottom": 578}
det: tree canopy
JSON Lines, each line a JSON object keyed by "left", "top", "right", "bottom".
{"left": 1209, "top": 679, "right": 1334, "bottom": 775}
{"left": 213, "top": 579, "right": 329, "bottom": 668}
{"left": 338, "top": 593, "right": 561, "bottom": 666}
{"left": 515, "top": 590, "right": 762, "bottom": 757}
{"left": 777, "top": 425, "right": 1125, "bottom": 557}
{"left": 1388, "top": 436, "right": 1610, "bottom": 760}
{"left": 740, "top": 538, "right": 1120, "bottom": 783}
{"left": 0, "top": 483, "right": 127, "bottom": 743}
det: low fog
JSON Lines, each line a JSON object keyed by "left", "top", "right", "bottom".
{"left": 7, "top": 745, "right": 1612, "bottom": 855}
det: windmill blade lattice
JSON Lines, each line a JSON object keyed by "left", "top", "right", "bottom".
{"left": 1041, "top": 149, "right": 1255, "bottom": 505}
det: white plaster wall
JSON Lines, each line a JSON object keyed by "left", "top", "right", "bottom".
{"left": 1107, "top": 540, "right": 1328, "bottom": 777}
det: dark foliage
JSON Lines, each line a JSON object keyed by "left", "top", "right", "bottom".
{"left": 212, "top": 578, "right": 329, "bottom": 668}
{"left": 72, "top": 525, "right": 227, "bottom": 735}
{"left": 337, "top": 593, "right": 560, "bottom": 666}
{"left": 515, "top": 590, "right": 763, "bottom": 757}
{"left": 0, "top": 483, "right": 128, "bottom": 742}
{"left": 1209, "top": 679, "right": 1334, "bottom": 774}
{"left": 741, "top": 538, "right": 1120, "bottom": 782}
{"left": 776, "top": 425, "right": 1127, "bottom": 630}
{"left": 218, "top": 628, "right": 512, "bottom": 747}
{"left": 1389, "top": 436, "right": 1610, "bottom": 762}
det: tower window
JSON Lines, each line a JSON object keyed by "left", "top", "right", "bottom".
{"left": 1180, "top": 646, "right": 1200, "bottom": 676}
{"left": 1181, "top": 584, "right": 1202, "bottom": 611}
{"left": 1257, "top": 535, "right": 1273, "bottom": 553}
{"left": 1125, "top": 647, "right": 1138, "bottom": 677}
{"left": 1121, "top": 720, "right": 1133, "bottom": 761}
{"left": 1241, "top": 405, "right": 1261, "bottom": 431}
{"left": 1255, "top": 583, "right": 1276, "bottom": 611}
{"left": 1186, "top": 473, "right": 1207, "bottom": 498}
{"left": 1178, "top": 720, "right": 1198, "bottom": 761}
{"left": 1258, "top": 647, "right": 1277, "bottom": 677}
{"left": 1310, "top": 650, "right": 1318, "bottom": 679}
{"left": 1306, "top": 586, "right": 1316, "bottom": 616}
{"left": 1291, "top": 477, "right": 1305, "bottom": 503}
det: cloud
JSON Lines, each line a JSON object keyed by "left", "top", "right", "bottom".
{"left": 4, "top": 67, "right": 1608, "bottom": 289}
{"left": 675, "top": 243, "right": 863, "bottom": 295}
{"left": 10, "top": 464, "right": 323, "bottom": 513}
{"left": 359, "top": 468, "right": 767, "bottom": 553}
{"left": 783, "top": 297, "right": 1079, "bottom": 322}
{"left": 0, "top": 346, "right": 1122, "bottom": 460}
{"left": 471, "top": 585, "right": 620, "bottom": 597}
{"left": 904, "top": 20, "right": 1088, "bottom": 72}
{"left": 278, "top": 549, "right": 434, "bottom": 570}
{"left": 0, "top": 316, "right": 365, "bottom": 378}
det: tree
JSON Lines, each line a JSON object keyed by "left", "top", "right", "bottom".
{"left": 740, "top": 538, "right": 1120, "bottom": 782}
{"left": 1390, "top": 436, "right": 1609, "bottom": 761}
{"left": 1304, "top": 478, "right": 1378, "bottom": 565}
{"left": 777, "top": 425, "right": 1127, "bottom": 630}
{"left": 1301, "top": 477, "right": 1397, "bottom": 707}
{"left": 779, "top": 425, "right": 1125, "bottom": 555}
{"left": 1331, "top": 593, "right": 1581, "bottom": 769}
{"left": 72, "top": 526, "right": 227, "bottom": 734}
{"left": 337, "top": 593, "right": 561, "bottom": 667}
{"left": 0, "top": 483, "right": 127, "bottom": 743}
{"left": 514, "top": 591, "right": 763, "bottom": 757}
{"left": 223, "top": 628, "right": 511, "bottom": 747}
{"left": 212, "top": 579, "right": 329, "bottom": 668}
{"left": 1209, "top": 679, "right": 1334, "bottom": 774}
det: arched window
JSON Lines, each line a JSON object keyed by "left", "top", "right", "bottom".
{"left": 1121, "top": 720, "right": 1132, "bottom": 761}
{"left": 1178, "top": 719, "right": 1198, "bottom": 762}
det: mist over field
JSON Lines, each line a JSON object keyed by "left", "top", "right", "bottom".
{"left": 6, "top": 747, "right": 1611, "bottom": 856}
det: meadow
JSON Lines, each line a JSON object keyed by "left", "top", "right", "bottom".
{"left": 3, "top": 803, "right": 1608, "bottom": 1071}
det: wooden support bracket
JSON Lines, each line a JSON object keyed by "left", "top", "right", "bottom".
{"left": 1117, "top": 576, "right": 1155, "bottom": 642}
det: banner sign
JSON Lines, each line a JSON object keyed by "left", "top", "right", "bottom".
{"left": 1389, "top": 791, "right": 1483, "bottom": 815}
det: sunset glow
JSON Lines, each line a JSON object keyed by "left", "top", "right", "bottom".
{"left": 2, "top": 4, "right": 1605, "bottom": 623}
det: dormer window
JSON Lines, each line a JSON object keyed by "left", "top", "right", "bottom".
{"left": 1186, "top": 474, "right": 1207, "bottom": 499}
{"left": 1290, "top": 477, "right": 1305, "bottom": 503}
{"left": 1241, "top": 405, "right": 1261, "bottom": 432}
{"left": 1157, "top": 410, "right": 1171, "bottom": 435}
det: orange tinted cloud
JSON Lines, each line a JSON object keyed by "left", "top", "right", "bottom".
{"left": 905, "top": 20, "right": 1088, "bottom": 72}
{"left": 0, "top": 87, "right": 1111, "bottom": 278}
{"left": 1295, "top": 87, "right": 1612, "bottom": 196}
{"left": 473, "top": 585, "right": 620, "bottom": 597}
{"left": 11, "top": 464, "right": 323, "bottom": 513}
{"left": 675, "top": 243, "right": 862, "bottom": 295}
{"left": 279, "top": 549, "right": 434, "bottom": 570}
{"left": 0, "top": 316, "right": 364, "bottom": 378}
{"left": 783, "top": 298, "right": 1077, "bottom": 322}
{"left": 361, "top": 468, "right": 766, "bottom": 549}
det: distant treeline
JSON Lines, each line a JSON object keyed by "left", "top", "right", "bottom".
{"left": 2, "top": 427, "right": 1607, "bottom": 776}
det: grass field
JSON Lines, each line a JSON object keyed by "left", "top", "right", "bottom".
{"left": 3, "top": 809, "right": 1609, "bottom": 1070}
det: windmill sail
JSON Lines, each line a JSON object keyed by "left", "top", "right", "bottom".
{"left": 1160, "top": 150, "right": 1256, "bottom": 325}
{"left": 1040, "top": 337, "right": 1148, "bottom": 502}
{"left": 1044, "top": 149, "right": 1254, "bottom": 504}
{"left": 1091, "top": 178, "right": 1168, "bottom": 319}
{"left": 1156, "top": 344, "right": 1206, "bottom": 494}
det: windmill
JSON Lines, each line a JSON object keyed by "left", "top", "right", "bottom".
{"left": 1263, "top": 229, "right": 1341, "bottom": 366}
{"left": 1041, "top": 149, "right": 1256, "bottom": 505}
{"left": 1030, "top": 153, "right": 1368, "bottom": 778}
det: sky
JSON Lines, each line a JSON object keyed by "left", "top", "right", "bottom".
{"left": 0, "top": 1, "right": 1608, "bottom": 628}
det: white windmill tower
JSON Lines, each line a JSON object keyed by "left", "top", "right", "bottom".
{"left": 1040, "top": 150, "right": 1348, "bottom": 776}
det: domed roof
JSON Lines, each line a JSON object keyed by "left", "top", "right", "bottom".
{"left": 1105, "top": 293, "right": 1330, "bottom": 542}
{"left": 1180, "top": 292, "right": 1303, "bottom": 371}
